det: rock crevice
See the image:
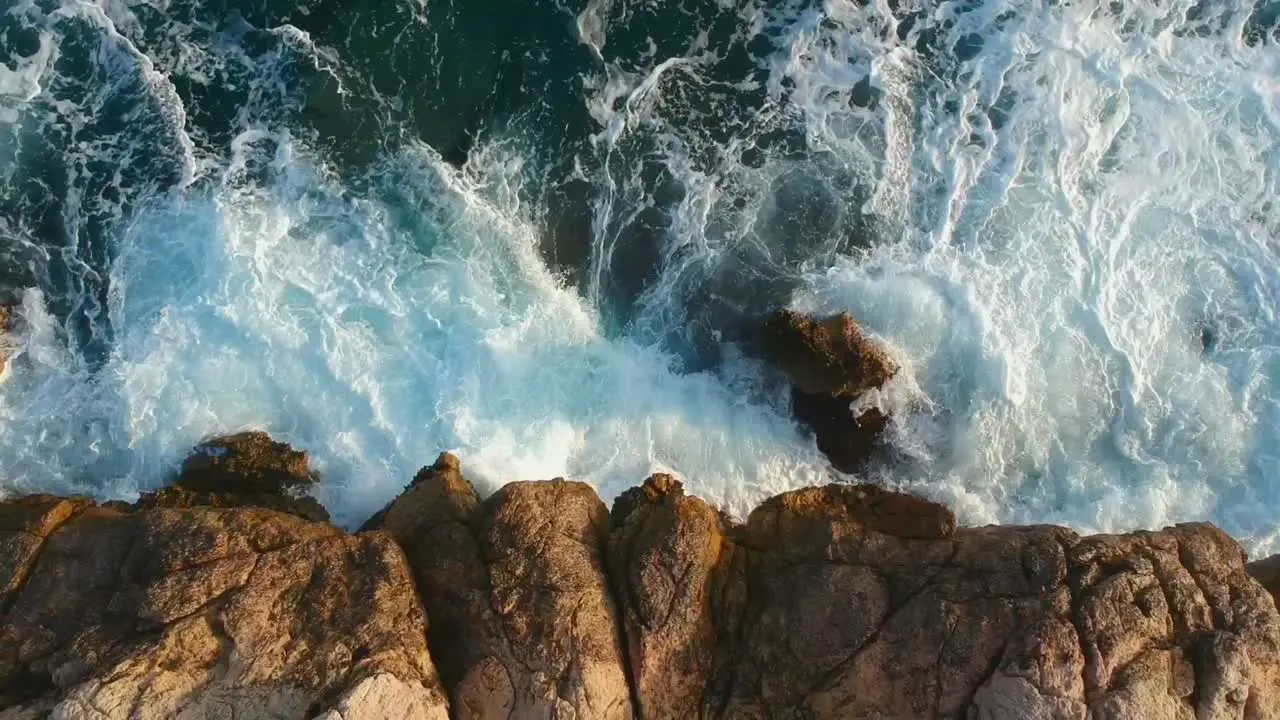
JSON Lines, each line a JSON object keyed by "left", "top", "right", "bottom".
{"left": 364, "top": 455, "right": 634, "bottom": 719}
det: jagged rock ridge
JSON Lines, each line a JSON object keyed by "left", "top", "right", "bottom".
{"left": 0, "top": 437, "right": 1277, "bottom": 718}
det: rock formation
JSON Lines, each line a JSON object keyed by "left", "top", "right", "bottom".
{"left": 761, "top": 310, "right": 898, "bottom": 398}
{"left": 0, "top": 304, "right": 17, "bottom": 375}
{"left": 608, "top": 475, "right": 1280, "bottom": 718}
{"left": 1250, "top": 554, "right": 1280, "bottom": 610}
{"left": 1, "top": 435, "right": 1279, "bottom": 718}
{"left": 134, "top": 432, "right": 330, "bottom": 522}
{"left": 606, "top": 474, "right": 741, "bottom": 719}
{"left": 363, "top": 454, "right": 634, "bottom": 719}
{"left": 0, "top": 498, "right": 448, "bottom": 719}
{"left": 761, "top": 309, "right": 898, "bottom": 472}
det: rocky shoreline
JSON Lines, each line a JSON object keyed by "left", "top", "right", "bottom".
{"left": 1, "top": 311, "right": 1278, "bottom": 717}
{"left": 0, "top": 432, "right": 1278, "bottom": 719}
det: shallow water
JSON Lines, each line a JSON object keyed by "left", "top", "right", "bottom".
{"left": 1, "top": 0, "right": 1278, "bottom": 553}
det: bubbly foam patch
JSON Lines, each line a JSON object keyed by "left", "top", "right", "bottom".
{"left": 781, "top": 0, "right": 1280, "bottom": 550}
{"left": 0, "top": 136, "right": 829, "bottom": 525}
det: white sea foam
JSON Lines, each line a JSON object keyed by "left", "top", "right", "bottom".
{"left": 0, "top": 133, "right": 830, "bottom": 525}
{"left": 777, "top": 0, "right": 1280, "bottom": 549}
{"left": 0, "top": 0, "right": 1277, "bottom": 554}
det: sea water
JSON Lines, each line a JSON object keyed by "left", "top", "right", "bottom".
{"left": 0, "top": 0, "right": 1278, "bottom": 553}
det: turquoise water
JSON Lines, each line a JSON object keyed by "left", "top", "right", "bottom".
{"left": 2, "top": 0, "right": 1279, "bottom": 553}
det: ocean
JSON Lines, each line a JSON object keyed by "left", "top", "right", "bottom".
{"left": 1, "top": 0, "right": 1279, "bottom": 553}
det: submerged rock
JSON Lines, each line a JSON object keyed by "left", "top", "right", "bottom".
{"left": 3, "top": 457, "right": 1279, "bottom": 718}
{"left": 762, "top": 310, "right": 898, "bottom": 471}
{"left": 135, "top": 432, "right": 329, "bottom": 522}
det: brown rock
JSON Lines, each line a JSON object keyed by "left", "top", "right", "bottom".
{"left": 722, "top": 496, "right": 1071, "bottom": 718}
{"left": 367, "top": 455, "right": 634, "bottom": 719}
{"left": 971, "top": 619, "right": 1088, "bottom": 719}
{"left": 607, "top": 479, "right": 1280, "bottom": 719}
{"left": 0, "top": 496, "right": 88, "bottom": 614}
{"left": 135, "top": 432, "right": 329, "bottom": 522}
{"left": 359, "top": 453, "right": 492, "bottom": 707}
{"left": 134, "top": 485, "right": 329, "bottom": 524}
{"left": 761, "top": 310, "right": 899, "bottom": 472}
{"left": 745, "top": 482, "right": 957, "bottom": 546}
{"left": 606, "top": 474, "right": 740, "bottom": 719}
{"left": 762, "top": 310, "right": 899, "bottom": 397}
{"left": 1248, "top": 553, "right": 1280, "bottom": 608}
{"left": 0, "top": 500, "right": 449, "bottom": 719}
{"left": 315, "top": 673, "right": 454, "bottom": 720}
{"left": 3, "top": 459, "right": 1279, "bottom": 720}
{"left": 791, "top": 394, "right": 891, "bottom": 472}
{"left": 0, "top": 305, "right": 14, "bottom": 371}
{"left": 1070, "top": 524, "right": 1280, "bottom": 718}
{"left": 176, "top": 431, "right": 315, "bottom": 494}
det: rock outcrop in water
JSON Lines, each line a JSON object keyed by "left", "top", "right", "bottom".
{"left": 761, "top": 310, "right": 899, "bottom": 472}
{"left": 0, "top": 304, "right": 17, "bottom": 376}
{"left": 133, "top": 432, "right": 330, "bottom": 523}
{"left": 1, "top": 436, "right": 1279, "bottom": 718}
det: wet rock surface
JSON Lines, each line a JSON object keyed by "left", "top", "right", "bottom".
{"left": 761, "top": 310, "right": 899, "bottom": 398}
{"left": 2, "top": 439, "right": 1278, "bottom": 718}
{"left": 135, "top": 432, "right": 330, "bottom": 522}
{"left": 761, "top": 310, "right": 899, "bottom": 472}
{"left": 0, "top": 304, "right": 18, "bottom": 374}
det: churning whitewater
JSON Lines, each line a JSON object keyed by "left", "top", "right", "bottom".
{"left": 1, "top": 0, "right": 1278, "bottom": 551}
